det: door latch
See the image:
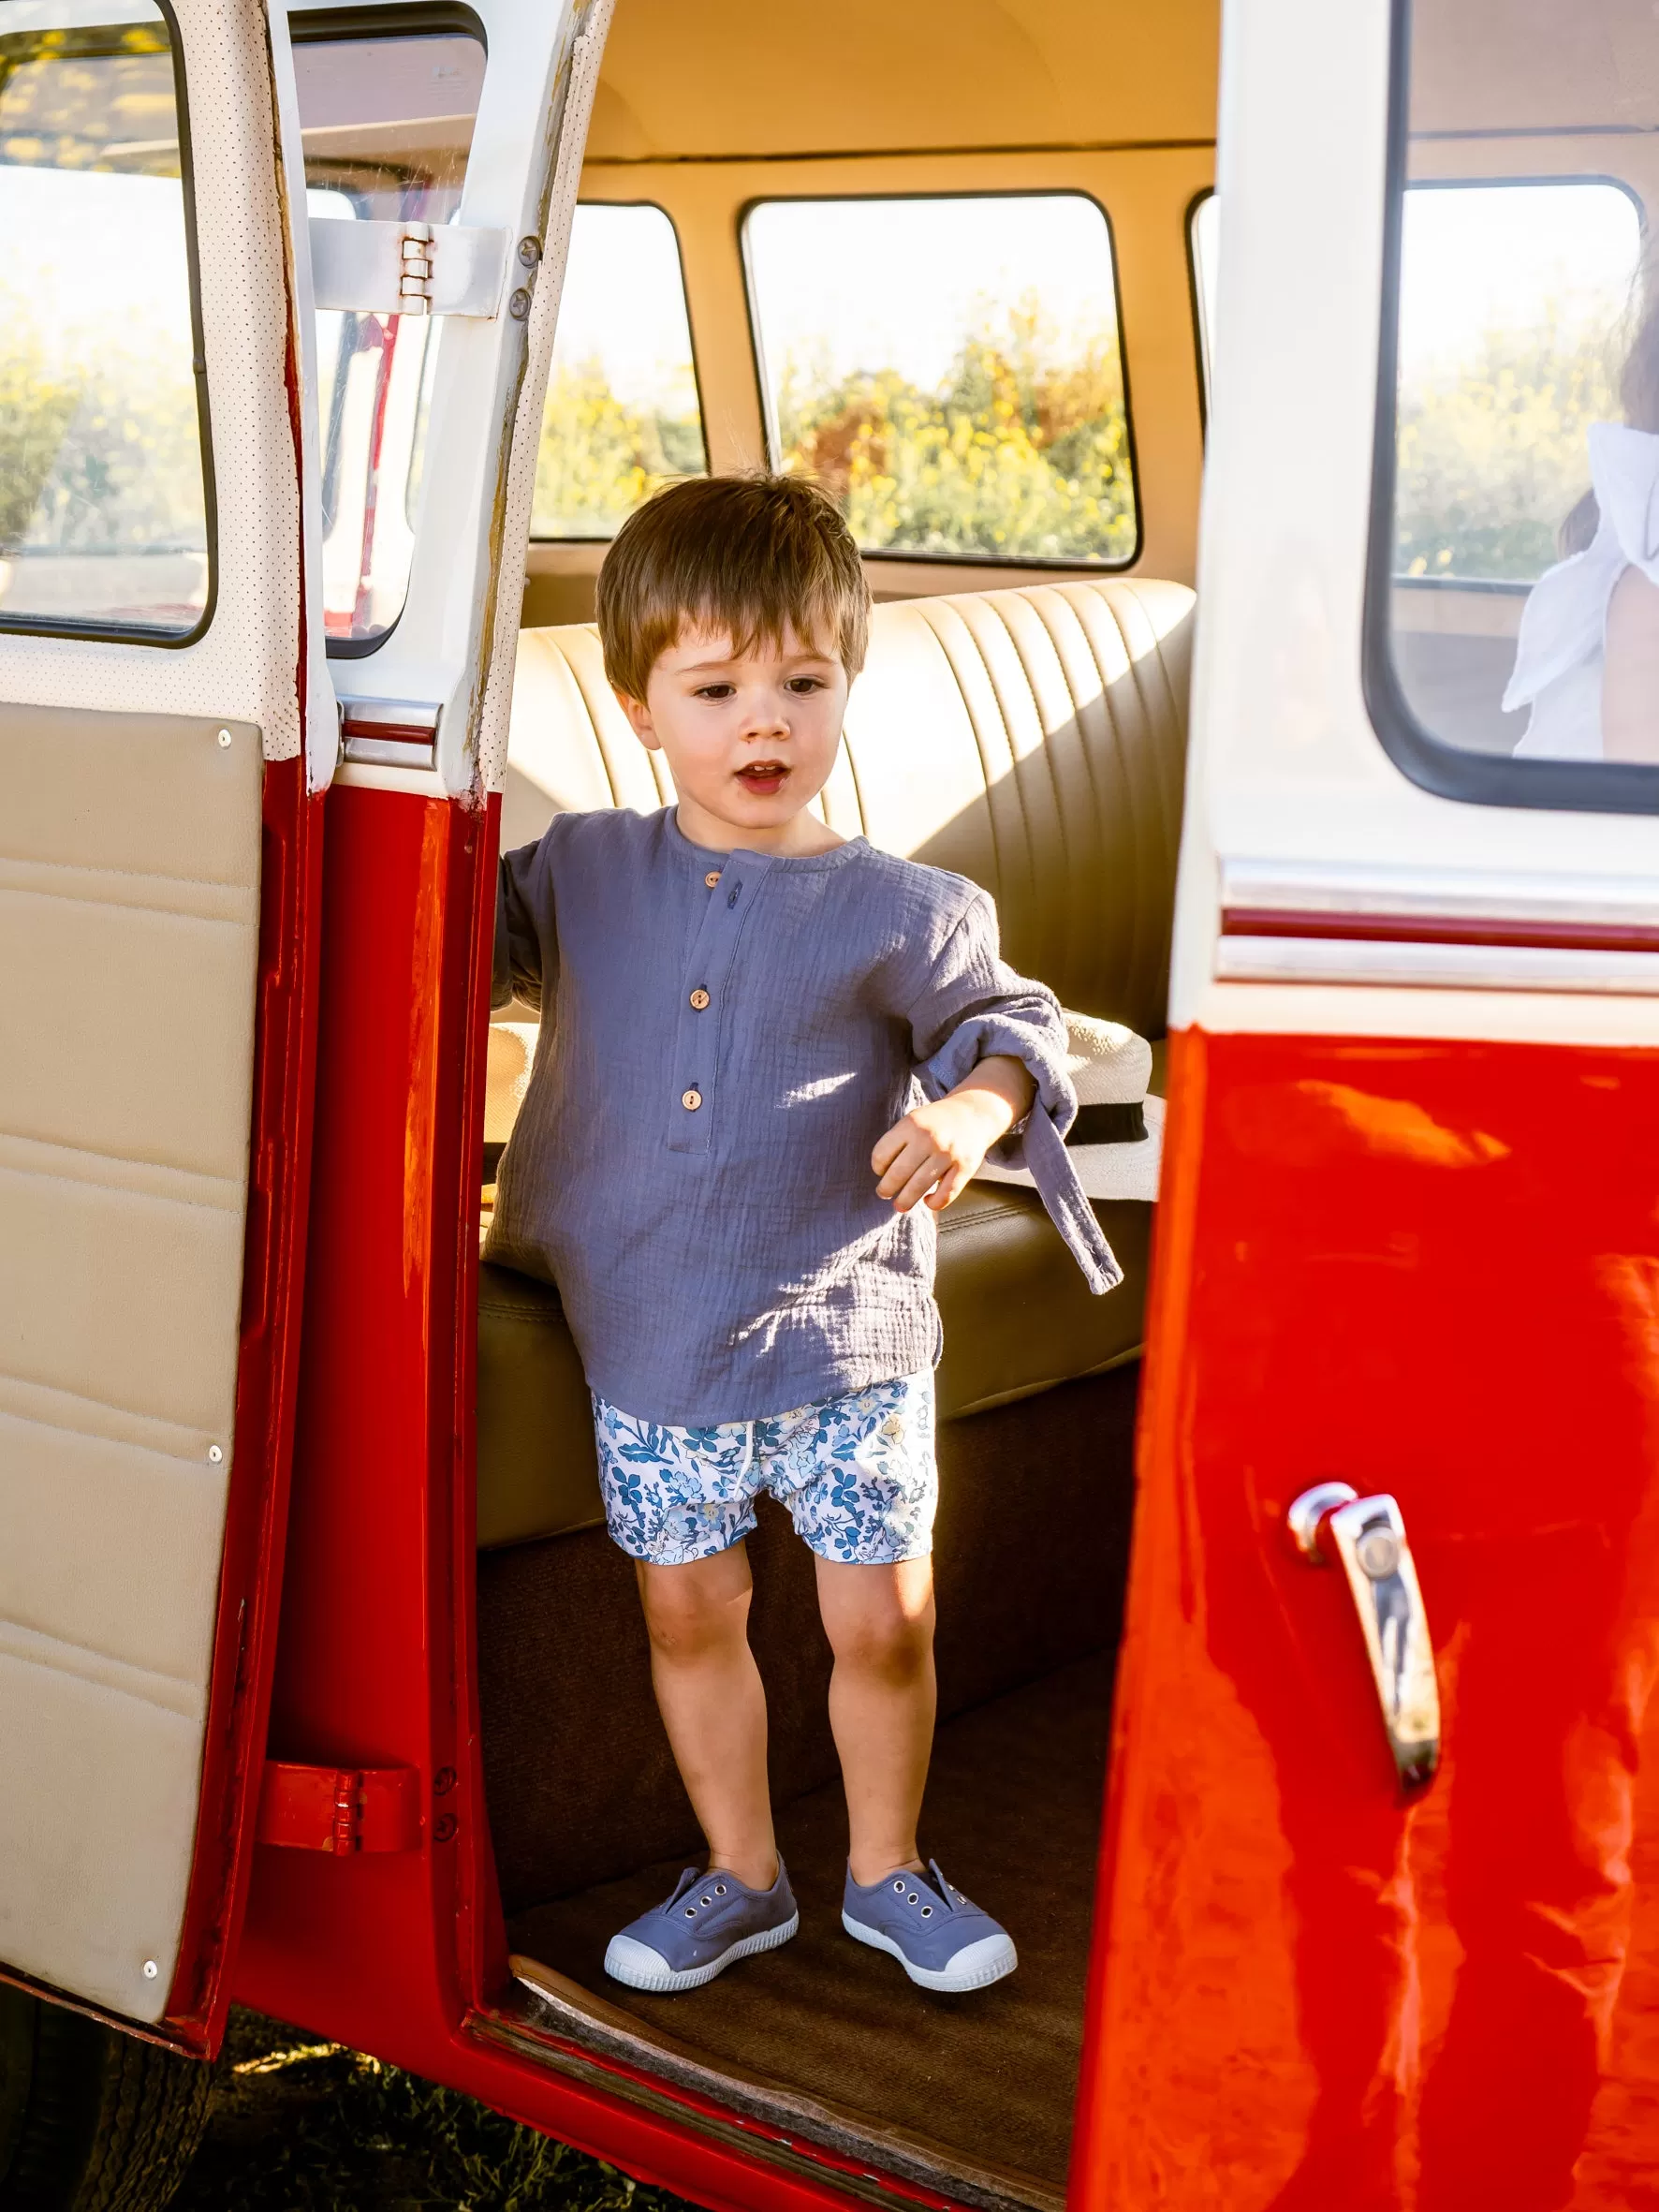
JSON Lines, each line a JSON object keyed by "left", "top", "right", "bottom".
{"left": 1287, "top": 1482, "right": 1441, "bottom": 1793}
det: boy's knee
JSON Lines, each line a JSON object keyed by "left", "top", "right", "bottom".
{"left": 639, "top": 1560, "right": 749, "bottom": 1660}
{"left": 829, "top": 1582, "right": 935, "bottom": 1680}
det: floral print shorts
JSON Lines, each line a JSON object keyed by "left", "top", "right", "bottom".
{"left": 592, "top": 1372, "right": 937, "bottom": 1568}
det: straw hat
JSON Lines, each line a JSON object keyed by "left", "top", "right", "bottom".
{"left": 975, "top": 1010, "right": 1163, "bottom": 1204}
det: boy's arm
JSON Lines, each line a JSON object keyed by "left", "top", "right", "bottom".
{"left": 492, "top": 838, "right": 552, "bottom": 1013}
{"left": 877, "top": 891, "right": 1120, "bottom": 1296}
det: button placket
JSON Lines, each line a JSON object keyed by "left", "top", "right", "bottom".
{"left": 668, "top": 856, "right": 770, "bottom": 1152}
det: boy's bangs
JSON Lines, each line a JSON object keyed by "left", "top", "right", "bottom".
{"left": 598, "top": 474, "right": 871, "bottom": 699}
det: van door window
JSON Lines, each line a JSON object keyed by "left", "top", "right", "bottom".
{"left": 291, "top": 18, "right": 485, "bottom": 651}
{"left": 1368, "top": 1, "right": 1657, "bottom": 797}
{"left": 0, "top": 0, "right": 210, "bottom": 640}
{"left": 530, "top": 201, "right": 706, "bottom": 541}
{"left": 743, "top": 192, "right": 1139, "bottom": 567}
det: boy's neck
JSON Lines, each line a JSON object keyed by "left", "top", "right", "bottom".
{"left": 674, "top": 794, "right": 846, "bottom": 858}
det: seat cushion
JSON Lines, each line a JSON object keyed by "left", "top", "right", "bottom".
{"left": 477, "top": 1190, "right": 1152, "bottom": 1550}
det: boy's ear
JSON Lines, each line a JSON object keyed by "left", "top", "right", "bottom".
{"left": 614, "top": 686, "right": 660, "bottom": 751}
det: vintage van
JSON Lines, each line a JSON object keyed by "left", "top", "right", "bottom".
{"left": 3, "top": 0, "right": 1659, "bottom": 2206}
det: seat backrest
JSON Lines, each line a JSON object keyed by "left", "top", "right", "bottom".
{"left": 504, "top": 576, "right": 1194, "bottom": 1036}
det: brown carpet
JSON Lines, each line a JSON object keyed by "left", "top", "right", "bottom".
{"left": 479, "top": 1367, "right": 1138, "bottom": 1911}
{"left": 507, "top": 1653, "right": 1112, "bottom": 2197}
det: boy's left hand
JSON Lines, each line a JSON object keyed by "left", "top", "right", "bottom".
{"left": 873, "top": 1054, "right": 1037, "bottom": 1214}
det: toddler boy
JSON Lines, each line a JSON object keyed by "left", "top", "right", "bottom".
{"left": 489, "top": 475, "right": 1117, "bottom": 1996}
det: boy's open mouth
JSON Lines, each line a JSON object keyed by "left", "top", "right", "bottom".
{"left": 736, "top": 760, "right": 789, "bottom": 794}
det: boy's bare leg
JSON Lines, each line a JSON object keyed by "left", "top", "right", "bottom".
{"left": 815, "top": 1555, "right": 937, "bottom": 1884}
{"left": 636, "top": 1545, "right": 778, "bottom": 1891}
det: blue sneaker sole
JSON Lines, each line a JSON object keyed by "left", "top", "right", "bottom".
{"left": 604, "top": 1910, "right": 800, "bottom": 1992}
{"left": 842, "top": 1912, "right": 1017, "bottom": 1993}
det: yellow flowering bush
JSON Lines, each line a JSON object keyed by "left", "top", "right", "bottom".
{"left": 532, "top": 360, "right": 705, "bottom": 539}
{"left": 0, "top": 289, "right": 203, "bottom": 554}
{"left": 1395, "top": 321, "right": 1618, "bottom": 580}
{"left": 777, "top": 313, "right": 1136, "bottom": 564}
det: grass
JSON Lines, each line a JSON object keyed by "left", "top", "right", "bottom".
{"left": 172, "top": 2009, "right": 698, "bottom": 2212}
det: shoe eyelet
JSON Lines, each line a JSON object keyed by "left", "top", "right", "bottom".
{"left": 715, "top": 1882, "right": 727, "bottom": 1895}
{"left": 906, "top": 1892, "right": 919, "bottom": 1904}
{"left": 892, "top": 1879, "right": 904, "bottom": 1891}
{"left": 684, "top": 1907, "right": 697, "bottom": 1917}
{"left": 700, "top": 1896, "right": 712, "bottom": 1906}
{"left": 921, "top": 1905, "right": 933, "bottom": 1916}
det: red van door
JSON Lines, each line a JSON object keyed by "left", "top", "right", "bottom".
{"left": 0, "top": 0, "right": 329, "bottom": 2052}
{"left": 1074, "top": 0, "right": 1659, "bottom": 2206}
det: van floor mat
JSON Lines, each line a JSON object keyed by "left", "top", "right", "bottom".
{"left": 504, "top": 1650, "right": 1112, "bottom": 2198}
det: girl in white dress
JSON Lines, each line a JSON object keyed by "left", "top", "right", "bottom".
{"left": 1505, "top": 287, "right": 1659, "bottom": 762}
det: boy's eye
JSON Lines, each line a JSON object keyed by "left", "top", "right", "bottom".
{"left": 785, "top": 676, "right": 826, "bottom": 694}
{"left": 692, "top": 683, "right": 737, "bottom": 700}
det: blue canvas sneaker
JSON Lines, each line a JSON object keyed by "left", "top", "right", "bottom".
{"left": 604, "top": 1861, "right": 800, "bottom": 1992}
{"left": 842, "top": 1860, "right": 1017, "bottom": 1993}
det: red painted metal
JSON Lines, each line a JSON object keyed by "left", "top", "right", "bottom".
{"left": 158, "top": 756, "right": 326, "bottom": 2055}
{"left": 1073, "top": 1024, "right": 1659, "bottom": 2212}
{"left": 257, "top": 1762, "right": 423, "bottom": 1854}
{"left": 1222, "top": 907, "right": 1659, "bottom": 955}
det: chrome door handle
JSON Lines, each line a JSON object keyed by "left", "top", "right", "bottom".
{"left": 1287, "top": 1482, "right": 1441, "bottom": 1793}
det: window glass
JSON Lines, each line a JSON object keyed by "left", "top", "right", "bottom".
{"left": 294, "top": 26, "right": 484, "bottom": 649}
{"left": 744, "top": 194, "right": 1138, "bottom": 566}
{"left": 0, "top": 0, "right": 210, "bottom": 637}
{"left": 530, "top": 203, "right": 706, "bottom": 539}
{"left": 1375, "top": 2, "right": 1657, "bottom": 777}
{"left": 1190, "top": 192, "right": 1218, "bottom": 406}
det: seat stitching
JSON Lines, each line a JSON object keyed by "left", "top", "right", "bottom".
{"left": 558, "top": 640, "right": 624, "bottom": 809}
{"left": 914, "top": 603, "right": 1006, "bottom": 890}
{"left": 0, "top": 851, "right": 257, "bottom": 896}
{"left": 1020, "top": 588, "right": 1103, "bottom": 1000}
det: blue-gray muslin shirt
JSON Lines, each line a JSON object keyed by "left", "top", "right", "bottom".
{"left": 486, "top": 805, "right": 1119, "bottom": 1426}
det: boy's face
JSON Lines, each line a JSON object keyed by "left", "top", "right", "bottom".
{"left": 615, "top": 622, "right": 849, "bottom": 849}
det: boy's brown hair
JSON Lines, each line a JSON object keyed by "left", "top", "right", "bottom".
{"left": 596, "top": 473, "right": 871, "bottom": 700}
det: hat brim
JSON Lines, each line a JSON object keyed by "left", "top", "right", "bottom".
{"left": 976, "top": 1094, "right": 1164, "bottom": 1205}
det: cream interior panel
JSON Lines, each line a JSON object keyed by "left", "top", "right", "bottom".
{"left": 0, "top": 1656, "right": 205, "bottom": 2022}
{"left": 0, "top": 701, "right": 261, "bottom": 2025}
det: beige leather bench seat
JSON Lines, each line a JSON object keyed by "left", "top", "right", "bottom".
{"left": 478, "top": 578, "right": 1192, "bottom": 1552}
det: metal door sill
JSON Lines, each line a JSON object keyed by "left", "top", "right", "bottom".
{"left": 470, "top": 1954, "right": 1065, "bottom": 2212}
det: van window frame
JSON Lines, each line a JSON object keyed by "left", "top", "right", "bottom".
{"left": 289, "top": 1, "right": 488, "bottom": 660}
{"left": 1361, "top": 0, "right": 1659, "bottom": 816}
{"left": 739, "top": 184, "right": 1145, "bottom": 573}
{"left": 526, "top": 195, "right": 711, "bottom": 545}
{"left": 0, "top": 0, "right": 217, "bottom": 651}
{"left": 1186, "top": 184, "right": 1214, "bottom": 436}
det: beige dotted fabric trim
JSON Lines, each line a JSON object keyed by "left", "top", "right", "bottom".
{"left": 0, "top": 0, "right": 303, "bottom": 764}
{"left": 475, "top": 0, "right": 615, "bottom": 801}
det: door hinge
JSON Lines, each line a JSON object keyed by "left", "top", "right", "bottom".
{"left": 257, "top": 1761, "right": 423, "bottom": 1854}
{"left": 309, "top": 215, "right": 509, "bottom": 318}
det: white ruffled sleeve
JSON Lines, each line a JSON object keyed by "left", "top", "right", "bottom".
{"left": 1505, "top": 423, "right": 1659, "bottom": 715}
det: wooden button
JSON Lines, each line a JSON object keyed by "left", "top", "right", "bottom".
{"left": 704, "top": 870, "right": 721, "bottom": 888}
{"left": 689, "top": 988, "right": 711, "bottom": 1010}
{"left": 682, "top": 1088, "right": 702, "bottom": 1111}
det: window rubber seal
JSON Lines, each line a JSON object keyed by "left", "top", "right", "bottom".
{"left": 1359, "top": 0, "right": 1659, "bottom": 816}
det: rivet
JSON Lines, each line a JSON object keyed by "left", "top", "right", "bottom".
{"left": 216, "top": 729, "right": 231, "bottom": 748}
{"left": 433, "top": 1765, "right": 457, "bottom": 1796}
{"left": 142, "top": 1959, "right": 159, "bottom": 1980}
{"left": 517, "top": 234, "right": 542, "bottom": 268}
{"left": 207, "top": 1444, "right": 223, "bottom": 1465}
{"left": 508, "top": 288, "right": 532, "bottom": 320}
{"left": 433, "top": 1813, "right": 458, "bottom": 1843}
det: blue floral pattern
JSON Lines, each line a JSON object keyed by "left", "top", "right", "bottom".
{"left": 593, "top": 1373, "right": 937, "bottom": 1567}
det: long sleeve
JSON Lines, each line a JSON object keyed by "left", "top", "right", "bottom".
{"left": 492, "top": 836, "right": 557, "bottom": 1013}
{"left": 903, "top": 892, "right": 1122, "bottom": 1296}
